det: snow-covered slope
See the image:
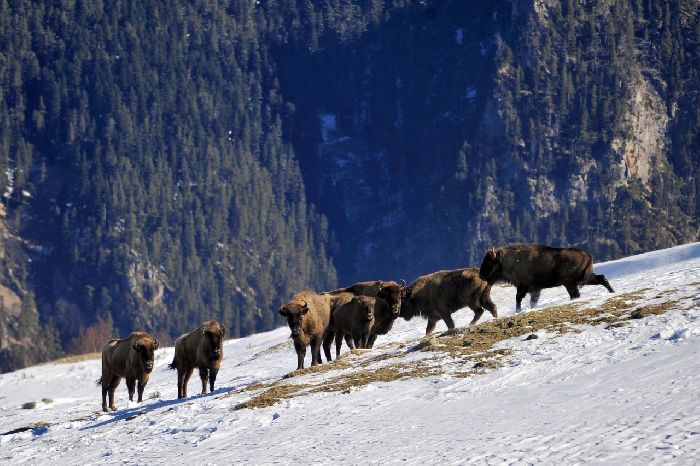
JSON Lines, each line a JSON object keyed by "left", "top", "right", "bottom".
{"left": 1, "top": 244, "right": 700, "bottom": 464}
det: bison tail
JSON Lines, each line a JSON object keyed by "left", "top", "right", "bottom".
{"left": 167, "top": 358, "right": 177, "bottom": 370}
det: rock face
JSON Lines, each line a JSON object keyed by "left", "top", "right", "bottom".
{"left": 611, "top": 75, "right": 669, "bottom": 187}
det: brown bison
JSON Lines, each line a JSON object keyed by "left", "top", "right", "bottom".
{"left": 97, "top": 332, "right": 160, "bottom": 412}
{"left": 401, "top": 268, "right": 497, "bottom": 335}
{"left": 279, "top": 291, "right": 332, "bottom": 370}
{"left": 332, "top": 295, "right": 374, "bottom": 355}
{"left": 479, "top": 243, "right": 615, "bottom": 312}
{"left": 168, "top": 320, "right": 226, "bottom": 399}
{"left": 321, "top": 280, "right": 403, "bottom": 356}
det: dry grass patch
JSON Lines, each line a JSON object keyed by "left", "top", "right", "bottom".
{"left": 233, "top": 383, "right": 310, "bottom": 411}
{"left": 630, "top": 301, "right": 677, "bottom": 319}
{"left": 51, "top": 352, "right": 100, "bottom": 364}
{"left": 311, "top": 362, "right": 443, "bottom": 394}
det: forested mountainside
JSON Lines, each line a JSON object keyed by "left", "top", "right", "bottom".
{"left": 0, "top": 0, "right": 698, "bottom": 372}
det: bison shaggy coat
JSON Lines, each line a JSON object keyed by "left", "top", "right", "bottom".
{"left": 401, "top": 268, "right": 497, "bottom": 335}
{"left": 279, "top": 291, "right": 332, "bottom": 370}
{"left": 168, "top": 320, "right": 227, "bottom": 399}
{"left": 97, "top": 332, "right": 159, "bottom": 412}
{"left": 479, "top": 243, "right": 614, "bottom": 312}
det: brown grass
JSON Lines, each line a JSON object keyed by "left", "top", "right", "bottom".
{"left": 51, "top": 352, "right": 101, "bottom": 364}
{"left": 234, "top": 383, "right": 310, "bottom": 410}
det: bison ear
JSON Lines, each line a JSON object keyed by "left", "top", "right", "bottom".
{"left": 220, "top": 324, "right": 227, "bottom": 336}
{"left": 153, "top": 339, "right": 160, "bottom": 350}
{"left": 202, "top": 328, "right": 208, "bottom": 336}
{"left": 301, "top": 306, "right": 309, "bottom": 315}
{"left": 495, "top": 249, "right": 504, "bottom": 261}
{"left": 132, "top": 343, "right": 140, "bottom": 352}
{"left": 278, "top": 307, "right": 287, "bottom": 317}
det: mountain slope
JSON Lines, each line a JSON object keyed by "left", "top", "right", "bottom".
{"left": 1, "top": 0, "right": 698, "bottom": 373}
{"left": 1, "top": 243, "right": 699, "bottom": 463}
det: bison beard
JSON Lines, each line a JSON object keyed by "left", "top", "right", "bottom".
{"left": 479, "top": 243, "right": 615, "bottom": 312}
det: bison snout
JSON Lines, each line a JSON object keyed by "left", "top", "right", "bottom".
{"left": 212, "top": 350, "right": 222, "bottom": 359}
{"left": 145, "top": 361, "right": 154, "bottom": 372}
{"left": 291, "top": 329, "right": 301, "bottom": 337}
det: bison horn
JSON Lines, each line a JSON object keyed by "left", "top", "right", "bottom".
{"left": 301, "top": 300, "right": 308, "bottom": 308}
{"left": 399, "top": 279, "right": 406, "bottom": 288}
{"left": 153, "top": 339, "right": 160, "bottom": 350}
{"left": 220, "top": 323, "right": 227, "bottom": 336}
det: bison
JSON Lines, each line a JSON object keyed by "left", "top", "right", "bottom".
{"left": 322, "top": 280, "right": 403, "bottom": 355}
{"left": 366, "top": 282, "right": 402, "bottom": 348}
{"left": 168, "top": 320, "right": 226, "bottom": 399}
{"left": 479, "top": 243, "right": 615, "bottom": 312}
{"left": 279, "top": 291, "right": 332, "bottom": 370}
{"left": 97, "top": 332, "right": 160, "bottom": 412}
{"left": 401, "top": 268, "right": 497, "bottom": 335}
{"left": 332, "top": 295, "right": 375, "bottom": 355}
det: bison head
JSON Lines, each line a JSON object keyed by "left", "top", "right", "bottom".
{"left": 203, "top": 324, "right": 226, "bottom": 360}
{"left": 279, "top": 300, "right": 309, "bottom": 338}
{"left": 377, "top": 284, "right": 402, "bottom": 317}
{"left": 479, "top": 247, "right": 504, "bottom": 285}
{"left": 132, "top": 338, "right": 159, "bottom": 373}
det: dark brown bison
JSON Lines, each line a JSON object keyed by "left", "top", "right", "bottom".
{"left": 97, "top": 332, "right": 160, "bottom": 412}
{"left": 479, "top": 243, "right": 615, "bottom": 312}
{"left": 321, "top": 280, "right": 403, "bottom": 356}
{"left": 168, "top": 320, "right": 226, "bottom": 399}
{"left": 279, "top": 291, "right": 332, "bottom": 370}
{"left": 366, "top": 282, "right": 403, "bottom": 348}
{"left": 332, "top": 295, "right": 374, "bottom": 356}
{"left": 401, "top": 268, "right": 497, "bottom": 335}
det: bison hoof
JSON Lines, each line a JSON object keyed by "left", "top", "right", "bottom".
{"left": 110, "top": 405, "right": 117, "bottom": 411}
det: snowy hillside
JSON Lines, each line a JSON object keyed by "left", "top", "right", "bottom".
{"left": 1, "top": 244, "right": 700, "bottom": 464}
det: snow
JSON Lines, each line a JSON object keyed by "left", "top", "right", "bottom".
{"left": 1, "top": 243, "right": 700, "bottom": 463}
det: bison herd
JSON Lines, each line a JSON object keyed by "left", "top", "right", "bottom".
{"left": 97, "top": 243, "right": 614, "bottom": 411}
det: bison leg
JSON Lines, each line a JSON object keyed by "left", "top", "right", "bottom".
{"left": 199, "top": 367, "right": 209, "bottom": 394}
{"left": 108, "top": 375, "right": 121, "bottom": 411}
{"left": 586, "top": 274, "right": 615, "bottom": 293}
{"left": 529, "top": 289, "right": 541, "bottom": 308}
{"left": 137, "top": 380, "right": 146, "bottom": 402}
{"left": 334, "top": 332, "right": 344, "bottom": 358}
{"left": 565, "top": 282, "right": 581, "bottom": 299}
{"left": 366, "top": 334, "right": 378, "bottom": 349}
{"left": 515, "top": 286, "right": 528, "bottom": 312}
{"left": 209, "top": 368, "right": 218, "bottom": 393}
{"left": 425, "top": 318, "right": 438, "bottom": 335}
{"left": 310, "top": 337, "right": 323, "bottom": 366}
{"left": 177, "top": 368, "right": 188, "bottom": 398}
{"left": 101, "top": 375, "right": 111, "bottom": 412}
{"left": 469, "top": 308, "right": 484, "bottom": 326}
{"left": 322, "top": 331, "right": 334, "bottom": 362}
{"left": 443, "top": 314, "right": 456, "bottom": 330}
{"left": 126, "top": 378, "right": 136, "bottom": 401}
{"left": 482, "top": 297, "right": 498, "bottom": 318}
{"left": 182, "top": 367, "right": 194, "bottom": 398}
{"left": 344, "top": 334, "right": 354, "bottom": 349}
{"left": 294, "top": 339, "right": 306, "bottom": 370}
